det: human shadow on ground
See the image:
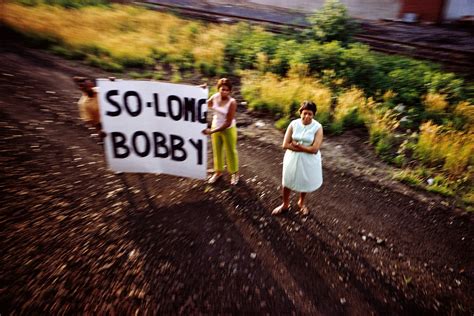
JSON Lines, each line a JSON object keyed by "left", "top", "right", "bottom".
{"left": 227, "top": 179, "right": 439, "bottom": 315}
{"left": 289, "top": 211, "right": 438, "bottom": 315}
{"left": 116, "top": 173, "right": 297, "bottom": 313}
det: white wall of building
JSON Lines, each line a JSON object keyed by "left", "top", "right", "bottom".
{"left": 207, "top": 0, "right": 403, "bottom": 20}
{"left": 444, "top": 0, "right": 474, "bottom": 20}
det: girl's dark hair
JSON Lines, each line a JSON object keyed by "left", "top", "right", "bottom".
{"left": 217, "top": 78, "right": 232, "bottom": 90}
{"left": 298, "top": 101, "right": 317, "bottom": 114}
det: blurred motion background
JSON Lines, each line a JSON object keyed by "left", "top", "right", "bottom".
{"left": 1, "top": 0, "right": 473, "bottom": 314}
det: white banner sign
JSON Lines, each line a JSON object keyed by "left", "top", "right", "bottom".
{"left": 97, "top": 79, "right": 208, "bottom": 179}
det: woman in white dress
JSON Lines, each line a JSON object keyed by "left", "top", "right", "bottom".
{"left": 272, "top": 101, "right": 323, "bottom": 216}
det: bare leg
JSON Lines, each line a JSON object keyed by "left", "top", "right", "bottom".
{"left": 298, "top": 192, "right": 306, "bottom": 208}
{"left": 298, "top": 192, "right": 309, "bottom": 215}
{"left": 282, "top": 187, "right": 291, "bottom": 209}
{"left": 272, "top": 186, "right": 291, "bottom": 215}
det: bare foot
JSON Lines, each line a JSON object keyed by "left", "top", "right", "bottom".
{"left": 230, "top": 173, "right": 239, "bottom": 186}
{"left": 300, "top": 205, "right": 310, "bottom": 215}
{"left": 297, "top": 198, "right": 303, "bottom": 209}
{"left": 272, "top": 204, "right": 289, "bottom": 215}
{"left": 208, "top": 173, "right": 222, "bottom": 184}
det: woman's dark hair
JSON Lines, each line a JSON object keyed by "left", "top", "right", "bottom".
{"left": 217, "top": 78, "right": 232, "bottom": 90}
{"left": 73, "top": 76, "right": 96, "bottom": 97}
{"left": 73, "top": 76, "right": 96, "bottom": 86}
{"left": 298, "top": 101, "right": 317, "bottom": 114}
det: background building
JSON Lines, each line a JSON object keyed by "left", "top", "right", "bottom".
{"left": 207, "top": 0, "right": 474, "bottom": 23}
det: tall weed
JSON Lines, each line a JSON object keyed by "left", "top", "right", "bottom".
{"left": 15, "top": 0, "right": 109, "bottom": 8}
{"left": 423, "top": 93, "right": 449, "bottom": 113}
{"left": 3, "top": 3, "right": 229, "bottom": 73}
{"left": 333, "top": 88, "right": 365, "bottom": 128}
{"left": 453, "top": 101, "right": 474, "bottom": 127}
{"left": 415, "top": 121, "right": 474, "bottom": 177}
{"left": 240, "top": 71, "right": 332, "bottom": 123}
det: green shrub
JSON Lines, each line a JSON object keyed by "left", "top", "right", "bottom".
{"left": 339, "top": 43, "right": 382, "bottom": 94}
{"left": 343, "top": 108, "right": 364, "bottom": 128}
{"left": 114, "top": 55, "right": 154, "bottom": 68}
{"left": 50, "top": 45, "right": 85, "bottom": 59}
{"left": 173, "top": 51, "right": 195, "bottom": 72}
{"left": 128, "top": 71, "right": 142, "bottom": 79}
{"left": 269, "top": 40, "right": 301, "bottom": 76}
{"left": 78, "top": 44, "right": 110, "bottom": 57}
{"left": 85, "top": 55, "right": 123, "bottom": 72}
{"left": 328, "top": 121, "right": 344, "bottom": 135}
{"left": 393, "top": 170, "right": 423, "bottom": 186}
{"left": 368, "top": 128, "right": 383, "bottom": 145}
{"left": 387, "top": 68, "right": 424, "bottom": 107}
{"left": 128, "top": 71, "right": 154, "bottom": 79}
{"left": 426, "top": 72, "right": 465, "bottom": 103}
{"left": 150, "top": 48, "right": 168, "bottom": 62}
{"left": 240, "top": 70, "right": 333, "bottom": 116}
{"left": 427, "top": 184, "right": 455, "bottom": 197}
{"left": 275, "top": 116, "right": 291, "bottom": 130}
{"left": 462, "top": 190, "right": 474, "bottom": 206}
{"left": 197, "top": 61, "right": 218, "bottom": 77}
{"left": 22, "top": 30, "right": 62, "bottom": 48}
{"left": 16, "top": 0, "right": 109, "bottom": 8}
{"left": 307, "top": 0, "right": 358, "bottom": 44}
{"left": 316, "top": 111, "right": 332, "bottom": 128}
{"left": 392, "top": 154, "right": 406, "bottom": 167}
{"left": 375, "top": 135, "right": 394, "bottom": 161}
{"left": 293, "top": 41, "right": 343, "bottom": 74}
{"left": 248, "top": 100, "right": 268, "bottom": 111}
{"left": 153, "top": 71, "right": 165, "bottom": 81}
{"left": 170, "top": 66, "right": 182, "bottom": 83}
{"left": 15, "top": 0, "right": 39, "bottom": 6}
{"left": 223, "top": 23, "right": 279, "bottom": 72}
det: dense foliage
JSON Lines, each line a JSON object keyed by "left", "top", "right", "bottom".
{"left": 306, "top": 0, "right": 358, "bottom": 44}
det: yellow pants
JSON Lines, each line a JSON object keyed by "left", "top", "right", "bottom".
{"left": 211, "top": 125, "right": 239, "bottom": 174}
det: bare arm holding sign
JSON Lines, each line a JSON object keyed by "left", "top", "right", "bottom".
{"left": 200, "top": 78, "right": 240, "bottom": 185}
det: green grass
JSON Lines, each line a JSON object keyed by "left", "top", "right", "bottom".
{"left": 275, "top": 116, "right": 291, "bottom": 130}
{"left": 426, "top": 185, "right": 454, "bottom": 197}
{"left": 393, "top": 170, "right": 423, "bottom": 187}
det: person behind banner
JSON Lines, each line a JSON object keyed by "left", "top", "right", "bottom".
{"left": 73, "top": 76, "right": 101, "bottom": 133}
{"left": 272, "top": 101, "right": 323, "bottom": 216}
{"left": 202, "top": 78, "right": 239, "bottom": 185}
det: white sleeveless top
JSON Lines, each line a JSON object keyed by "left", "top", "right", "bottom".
{"left": 210, "top": 93, "right": 236, "bottom": 128}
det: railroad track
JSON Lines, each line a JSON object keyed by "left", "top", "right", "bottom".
{"left": 139, "top": 1, "right": 474, "bottom": 74}
{"left": 355, "top": 34, "right": 473, "bottom": 69}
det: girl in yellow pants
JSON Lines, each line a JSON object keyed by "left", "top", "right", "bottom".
{"left": 211, "top": 125, "right": 239, "bottom": 175}
{"left": 202, "top": 78, "right": 239, "bottom": 185}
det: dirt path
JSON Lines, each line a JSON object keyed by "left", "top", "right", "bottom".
{"left": 0, "top": 37, "right": 473, "bottom": 314}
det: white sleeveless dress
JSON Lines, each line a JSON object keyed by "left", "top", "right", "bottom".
{"left": 282, "top": 118, "right": 323, "bottom": 192}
